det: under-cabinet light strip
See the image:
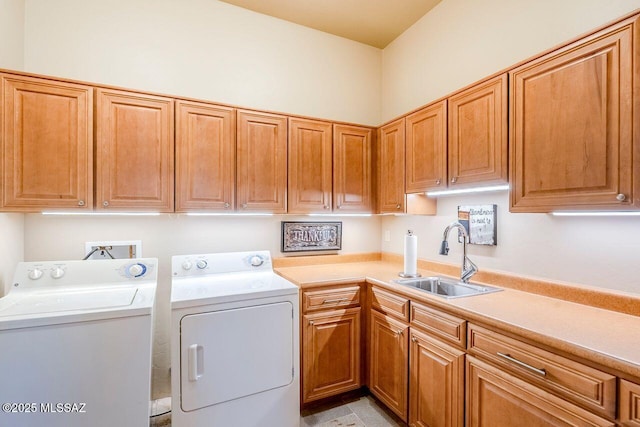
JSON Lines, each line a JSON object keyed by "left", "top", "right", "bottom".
{"left": 185, "top": 213, "right": 274, "bottom": 217}
{"left": 551, "top": 211, "right": 640, "bottom": 217}
{"left": 426, "top": 184, "right": 510, "bottom": 197}
{"left": 41, "top": 212, "right": 162, "bottom": 216}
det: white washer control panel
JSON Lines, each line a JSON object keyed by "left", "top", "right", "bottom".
{"left": 172, "top": 251, "right": 273, "bottom": 278}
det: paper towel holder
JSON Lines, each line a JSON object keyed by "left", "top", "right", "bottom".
{"left": 399, "top": 230, "right": 422, "bottom": 278}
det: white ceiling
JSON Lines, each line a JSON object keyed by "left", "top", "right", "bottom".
{"left": 218, "top": 0, "right": 442, "bottom": 48}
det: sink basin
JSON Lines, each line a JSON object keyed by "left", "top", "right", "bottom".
{"left": 394, "top": 276, "right": 502, "bottom": 299}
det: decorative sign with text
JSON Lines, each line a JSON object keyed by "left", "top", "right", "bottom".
{"left": 457, "top": 205, "right": 497, "bottom": 246}
{"left": 281, "top": 222, "right": 342, "bottom": 253}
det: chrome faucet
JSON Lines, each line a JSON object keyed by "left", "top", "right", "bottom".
{"left": 439, "top": 221, "right": 478, "bottom": 283}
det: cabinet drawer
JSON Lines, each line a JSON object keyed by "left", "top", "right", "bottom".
{"left": 303, "top": 285, "right": 361, "bottom": 312}
{"left": 620, "top": 379, "right": 640, "bottom": 426}
{"left": 370, "top": 286, "right": 409, "bottom": 321}
{"left": 410, "top": 301, "right": 466, "bottom": 348}
{"left": 468, "top": 324, "right": 616, "bottom": 419}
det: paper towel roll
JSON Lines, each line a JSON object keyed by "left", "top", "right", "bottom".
{"left": 403, "top": 230, "right": 418, "bottom": 276}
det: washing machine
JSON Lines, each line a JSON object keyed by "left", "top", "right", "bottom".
{"left": 0, "top": 258, "right": 157, "bottom": 427}
{"left": 171, "top": 250, "right": 300, "bottom": 427}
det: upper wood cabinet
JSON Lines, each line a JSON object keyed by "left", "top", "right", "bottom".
{"left": 1, "top": 74, "right": 92, "bottom": 211}
{"left": 510, "top": 16, "right": 638, "bottom": 212}
{"left": 333, "top": 124, "right": 373, "bottom": 212}
{"left": 175, "top": 101, "right": 235, "bottom": 212}
{"left": 448, "top": 74, "right": 508, "bottom": 188}
{"left": 288, "top": 118, "right": 332, "bottom": 213}
{"left": 405, "top": 100, "right": 448, "bottom": 193}
{"left": 96, "top": 88, "right": 174, "bottom": 211}
{"left": 236, "top": 110, "right": 287, "bottom": 213}
{"left": 378, "top": 118, "right": 406, "bottom": 213}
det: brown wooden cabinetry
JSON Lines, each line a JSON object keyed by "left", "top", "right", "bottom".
{"left": 175, "top": 101, "right": 235, "bottom": 212}
{"left": 333, "top": 124, "right": 373, "bottom": 212}
{"left": 236, "top": 110, "right": 288, "bottom": 213}
{"left": 1, "top": 73, "right": 92, "bottom": 211}
{"left": 301, "top": 284, "right": 363, "bottom": 404}
{"left": 510, "top": 16, "right": 639, "bottom": 212}
{"left": 96, "top": 88, "right": 174, "bottom": 211}
{"left": 448, "top": 74, "right": 508, "bottom": 188}
{"left": 288, "top": 118, "right": 332, "bottom": 213}
{"left": 378, "top": 118, "right": 406, "bottom": 213}
{"left": 620, "top": 379, "right": 640, "bottom": 426}
{"left": 405, "top": 100, "right": 447, "bottom": 193}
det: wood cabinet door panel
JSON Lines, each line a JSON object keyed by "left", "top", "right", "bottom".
{"left": 288, "top": 118, "right": 332, "bottom": 213}
{"left": 175, "top": 101, "right": 235, "bottom": 211}
{"left": 409, "top": 328, "right": 464, "bottom": 427}
{"left": 1, "top": 74, "right": 92, "bottom": 210}
{"left": 237, "top": 110, "right": 287, "bottom": 213}
{"left": 302, "top": 308, "right": 361, "bottom": 403}
{"left": 378, "top": 118, "right": 405, "bottom": 213}
{"left": 448, "top": 74, "right": 507, "bottom": 187}
{"left": 369, "top": 309, "right": 408, "bottom": 421}
{"left": 620, "top": 379, "right": 640, "bottom": 426}
{"left": 333, "top": 124, "right": 373, "bottom": 212}
{"left": 510, "top": 19, "right": 636, "bottom": 211}
{"left": 466, "top": 356, "right": 614, "bottom": 427}
{"left": 405, "top": 100, "right": 447, "bottom": 192}
{"left": 96, "top": 89, "right": 174, "bottom": 211}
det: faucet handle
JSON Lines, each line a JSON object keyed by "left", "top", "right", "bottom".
{"left": 439, "top": 240, "right": 449, "bottom": 255}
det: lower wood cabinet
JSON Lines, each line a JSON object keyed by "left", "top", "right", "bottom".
{"left": 369, "top": 309, "right": 409, "bottom": 421}
{"left": 466, "top": 356, "right": 613, "bottom": 427}
{"left": 409, "top": 328, "right": 464, "bottom": 427}
{"left": 620, "top": 379, "right": 640, "bottom": 426}
{"left": 302, "top": 307, "right": 361, "bottom": 403}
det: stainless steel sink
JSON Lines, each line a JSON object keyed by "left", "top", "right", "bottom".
{"left": 394, "top": 276, "right": 502, "bottom": 299}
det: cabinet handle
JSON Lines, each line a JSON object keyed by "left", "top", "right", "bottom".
{"left": 241, "top": 203, "right": 248, "bottom": 209}
{"left": 337, "top": 205, "right": 342, "bottom": 209}
{"left": 396, "top": 329, "right": 404, "bottom": 336}
{"left": 103, "top": 201, "right": 109, "bottom": 207}
{"left": 322, "top": 298, "right": 348, "bottom": 305}
{"left": 324, "top": 205, "right": 330, "bottom": 210}
{"left": 309, "top": 320, "right": 314, "bottom": 326}
{"left": 451, "top": 177, "right": 457, "bottom": 183}
{"left": 396, "top": 204, "right": 401, "bottom": 209}
{"left": 616, "top": 193, "right": 626, "bottom": 201}
{"left": 223, "top": 202, "right": 230, "bottom": 209}
{"left": 435, "top": 179, "right": 441, "bottom": 185}
{"left": 497, "top": 352, "right": 546, "bottom": 377}
{"left": 411, "top": 336, "right": 418, "bottom": 343}
{"left": 78, "top": 200, "right": 85, "bottom": 207}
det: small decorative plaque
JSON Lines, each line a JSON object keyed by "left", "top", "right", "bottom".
{"left": 281, "top": 222, "right": 342, "bottom": 253}
{"left": 457, "top": 205, "right": 497, "bottom": 245}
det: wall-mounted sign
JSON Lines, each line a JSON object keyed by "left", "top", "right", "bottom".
{"left": 458, "top": 205, "right": 497, "bottom": 245}
{"left": 281, "top": 222, "right": 342, "bottom": 253}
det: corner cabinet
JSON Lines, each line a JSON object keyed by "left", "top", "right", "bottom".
{"left": 95, "top": 88, "right": 174, "bottom": 212}
{"left": 236, "top": 110, "right": 288, "bottom": 213}
{"left": 175, "top": 101, "right": 235, "bottom": 212}
{"left": 510, "top": 15, "right": 639, "bottom": 212}
{"left": 378, "top": 118, "right": 406, "bottom": 213}
{"left": 333, "top": 124, "right": 373, "bottom": 212}
{"left": 1, "top": 73, "right": 93, "bottom": 211}
{"left": 288, "top": 118, "right": 333, "bottom": 213}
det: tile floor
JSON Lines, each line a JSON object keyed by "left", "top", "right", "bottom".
{"left": 301, "top": 394, "right": 406, "bottom": 427}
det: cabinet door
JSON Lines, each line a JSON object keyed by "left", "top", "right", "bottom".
{"left": 175, "top": 101, "right": 235, "bottom": 212}
{"left": 510, "top": 18, "right": 637, "bottom": 212}
{"left": 96, "top": 89, "right": 174, "bottom": 211}
{"left": 405, "top": 100, "right": 447, "bottom": 192}
{"left": 409, "top": 328, "right": 464, "bottom": 427}
{"left": 302, "top": 307, "right": 361, "bottom": 403}
{"left": 378, "top": 118, "right": 405, "bottom": 213}
{"left": 466, "top": 356, "right": 614, "bottom": 427}
{"left": 237, "top": 110, "right": 287, "bottom": 213}
{"left": 1, "top": 74, "right": 92, "bottom": 211}
{"left": 620, "top": 379, "right": 640, "bottom": 426}
{"left": 448, "top": 74, "right": 507, "bottom": 188}
{"left": 369, "top": 309, "right": 409, "bottom": 421}
{"left": 288, "top": 118, "right": 332, "bottom": 213}
{"left": 333, "top": 124, "right": 373, "bottom": 212}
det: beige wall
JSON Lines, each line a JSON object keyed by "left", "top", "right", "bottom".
{"left": 23, "top": 0, "right": 381, "bottom": 126}
{"left": 380, "top": 0, "right": 640, "bottom": 295}
{"left": 0, "top": 0, "right": 25, "bottom": 295}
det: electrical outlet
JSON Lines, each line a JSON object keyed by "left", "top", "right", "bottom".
{"left": 384, "top": 230, "right": 391, "bottom": 242}
{"left": 84, "top": 240, "right": 142, "bottom": 260}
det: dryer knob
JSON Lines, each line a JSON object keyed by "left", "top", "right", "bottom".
{"left": 182, "top": 260, "right": 193, "bottom": 270}
{"left": 250, "top": 256, "right": 264, "bottom": 267}
{"left": 28, "top": 268, "right": 44, "bottom": 280}
{"left": 196, "top": 260, "right": 208, "bottom": 270}
{"left": 50, "top": 267, "right": 65, "bottom": 279}
{"left": 127, "top": 263, "right": 146, "bottom": 277}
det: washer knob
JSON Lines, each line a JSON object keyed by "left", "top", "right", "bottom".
{"left": 50, "top": 267, "right": 65, "bottom": 279}
{"left": 196, "top": 260, "right": 208, "bottom": 270}
{"left": 182, "top": 260, "right": 193, "bottom": 270}
{"left": 250, "top": 255, "right": 264, "bottom": 267}
{"left": 28, "top": 268, "right": 44, "bottom": 280}
{"left": 127, "top": 263, "right": 146, "bottom": 277}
